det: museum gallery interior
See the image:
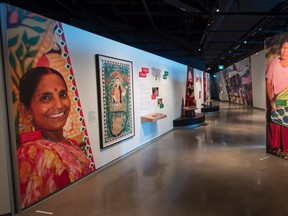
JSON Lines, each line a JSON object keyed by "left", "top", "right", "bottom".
{"left": 1, "top": 1, "right": 288, "bottom": 216}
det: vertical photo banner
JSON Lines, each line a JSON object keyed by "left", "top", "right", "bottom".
{"left": 221, "top": 58, "right": 253, "bottom": 106}
{"left": 265, "top": 32, "right": 288, "bottom": 158}
{"left": 5, "top": 5, "right": 95, "bottom": 209}
{"left": 96, "top": 55, "right": 135, "bottom": 149}
{"left": 185, "top": 66, "right": 196, "bottom": 107}
{"left": 203, "top": 71, "right": 207, "bottom": 102}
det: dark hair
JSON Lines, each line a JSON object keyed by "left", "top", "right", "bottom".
{"left": 279, "top": 37, "right": 288, "bottom": 51}
{"left": 19, "top": 67, "right": 67, "bottom": 107}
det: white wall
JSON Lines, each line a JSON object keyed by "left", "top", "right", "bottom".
{"left": 62, "top": 24, "right": 187, "bottom": 168}
{"left": 251, "top": 50, "right": 265, "bottom": 109}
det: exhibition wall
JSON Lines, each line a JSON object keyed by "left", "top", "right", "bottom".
{"left": 62, "top": 23, "right": 188, "bottom": 167}
{"left": 0, "top": 4, "right": 207, "bottom": 213}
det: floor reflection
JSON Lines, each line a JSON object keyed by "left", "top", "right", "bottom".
{"left": 19, "top": 102, "right": 288, "bottom": 216}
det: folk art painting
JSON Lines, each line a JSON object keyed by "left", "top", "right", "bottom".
{"left": 96, "top": 55, "right": 135, "bottom": 149}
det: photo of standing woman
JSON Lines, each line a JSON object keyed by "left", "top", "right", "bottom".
{"left": 266, "top": 33, "right": 288, "bottom": 158}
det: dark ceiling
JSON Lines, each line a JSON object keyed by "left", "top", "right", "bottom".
{"left": 2, "top": 0, "right": 288, "bottom": 73}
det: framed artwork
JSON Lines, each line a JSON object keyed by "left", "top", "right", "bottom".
{"left": 96, "top": 55, "right": 135, "bottom": 149}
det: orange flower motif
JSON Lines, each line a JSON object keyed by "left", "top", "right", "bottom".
{"left": 27, "top": 145, "right": 37, "bottom": 159}
{"left": 19, "top": 161, "right": 31, "bottom": 183}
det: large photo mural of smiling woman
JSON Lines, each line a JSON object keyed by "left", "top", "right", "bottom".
{"left": 5, "top": 5, "right": 96, "bottom": 209}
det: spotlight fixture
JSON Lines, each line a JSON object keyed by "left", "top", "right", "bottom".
{"left": 216, "top": 2, "right": 220, "bottom": 12}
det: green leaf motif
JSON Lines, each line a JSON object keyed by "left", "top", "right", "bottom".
{"left": 9, "top": 54, "right": 16, "bottom": 69}
{"left": 28, "top": 35, "right": 40, "bottom": 46}
{"left": 22, "top": 31, "right": 28, "bottom": 44}
{"left": 8, "top": 35, "right": 19, "bottom": 47}
{"left": 31, "top": 16, "right": 47, "bottom": 23}
{"left": 32, "top": 26, "right": 45, "bottom": 33}
{"left": 16, "top": 44, "right": 23, "bottom": 58}
{"left": 27, "top": 50, "right": 38, "bottom": 58}
{"left": 27, "top": 61, "right": 33, "bottom": 71}
{"left": 17, "top": 9, "right": 24, "bottom": 19}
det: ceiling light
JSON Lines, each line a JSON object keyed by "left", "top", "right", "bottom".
{"left": 244, "top": 40, "right": 247, "bottom": 43}
{"left": 216, "top": 2, "right": 220, "bottom": 12}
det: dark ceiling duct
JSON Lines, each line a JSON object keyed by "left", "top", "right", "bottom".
{"left": 162, "top": 0, "right": 204, "bottom": 13}
{"left": 201, "top": 0, "right": 234, "bottom": 51}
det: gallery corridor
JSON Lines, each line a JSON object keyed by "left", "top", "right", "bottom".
{"left": 18, "top": 102, "right": 288, "bottom": 216}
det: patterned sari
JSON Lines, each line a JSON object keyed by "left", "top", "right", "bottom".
{"left": 17, "top": 138, "right": 92, "bottom": 208}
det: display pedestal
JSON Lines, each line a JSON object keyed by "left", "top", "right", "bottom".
{"left": 201, "top": 100, "right": 220, "bottom": 113}
{"left": 183, "top": 106, "right": 198, "bottom": 117}
{"left": 173, "top": 113, "right": 205, "bottom": 127}
{"left": 141, "top": 113, "right": 167, "bottom": 122}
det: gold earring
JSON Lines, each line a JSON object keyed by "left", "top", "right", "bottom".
{"left": 26, "top": 116, "right": 32, "bottom": 124}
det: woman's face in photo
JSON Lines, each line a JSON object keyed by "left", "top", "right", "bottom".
{"left": 280, "top": 42, "right": 288, "bottom": 60}
{"left": 28, "top": 74, "right": 71, "bottom": 132}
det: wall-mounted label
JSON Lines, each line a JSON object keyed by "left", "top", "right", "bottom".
{"left": 88, "top": 111, "right": 97, "bottom": 124}
{"left": 151, "top": 67, "right": 161, "bottom": 80}
{"left": 142, "top": 67, "right": 149, "bottom": 73}
{"left": 139, "top": 72, "right": 147, "bottom": 77}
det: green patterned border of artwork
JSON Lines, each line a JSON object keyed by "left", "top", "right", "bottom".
{"left": 95, "top": 55, "right": 135, "bottom": 149}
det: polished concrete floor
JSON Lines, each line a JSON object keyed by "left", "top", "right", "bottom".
{"left": 18, "top": 102, "right": 288, "bottom": 216}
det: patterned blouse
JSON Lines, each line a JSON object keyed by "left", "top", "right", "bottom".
{"left": 17, "top": 138, "right": 92, "bottom": 208}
